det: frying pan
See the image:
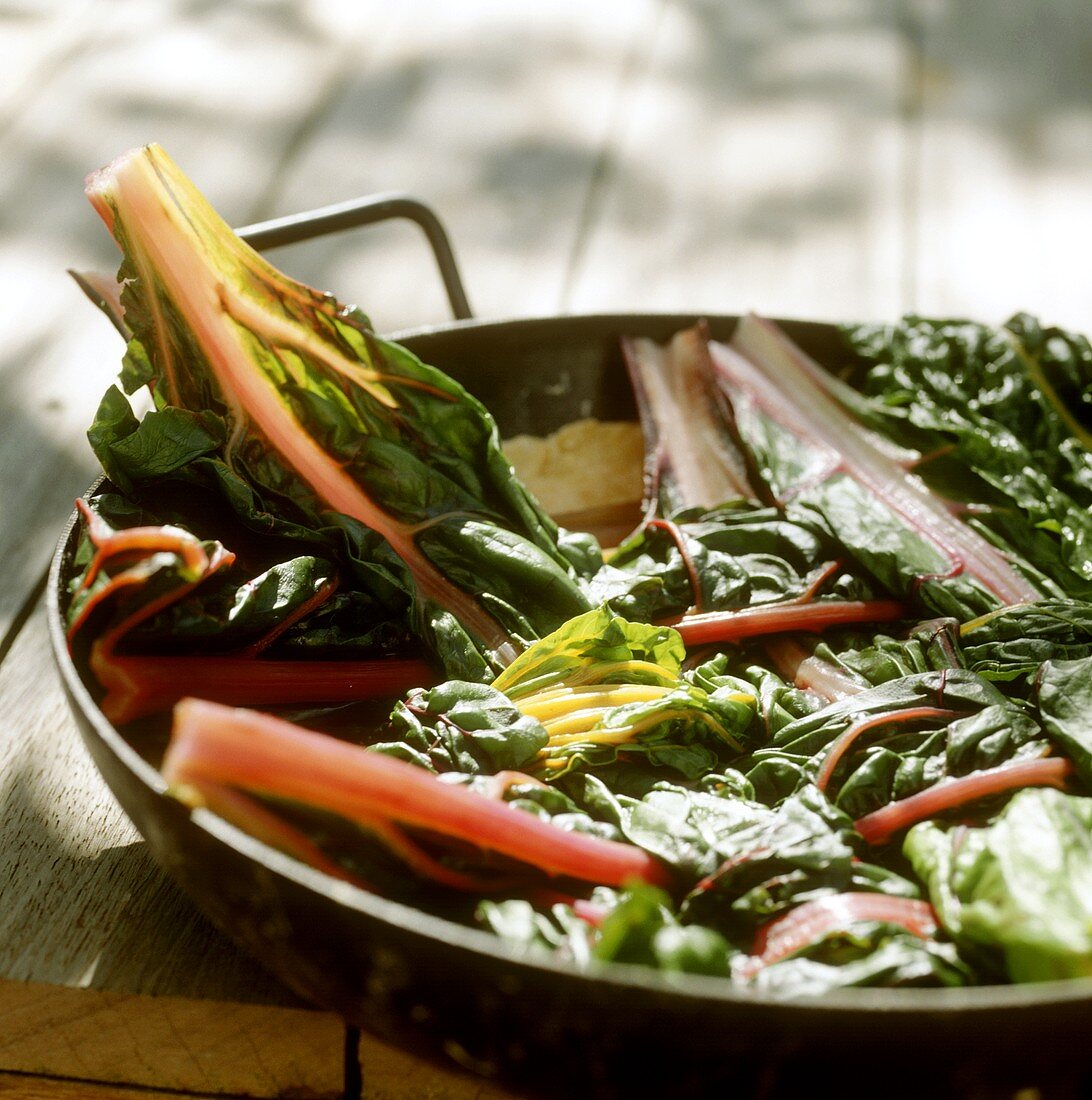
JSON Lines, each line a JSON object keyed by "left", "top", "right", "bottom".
{"left": 48, "top": 197, "right": 1092, "bottom": 1099}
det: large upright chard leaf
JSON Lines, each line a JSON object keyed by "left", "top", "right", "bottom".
{"left": 85, "top": 144, "right": 589, "bottom": 677}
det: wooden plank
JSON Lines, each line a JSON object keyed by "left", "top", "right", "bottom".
{"left": 0, "top": 983, "right": 343, "bottom": 1099}
{"left": 911, "top": 1, "right": 1092, "bottom": 328}
{"left": 256, "top": 0, "right": 662, "bottom": 331}
{"left": 565, "top": 0, "right": 912, "bottom": 325}
{"left": 355, "top": 1032, "right": 529, "bottom": 1100}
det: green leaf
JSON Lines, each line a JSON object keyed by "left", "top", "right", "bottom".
{"left": 747, "top": 928, "right": 969, "bottom": 996}
{"left": 593, "top": 883, "right": 734, "bottom": 976}
{"left": 491, "top": 606, "right": 684, "bottom": 699}
{"left": 1037, "top": 656, "right": 1092, "bottom": 787}
{"left": 380, "top": 681, "right": 549, "bottom": 774}
{"left": 906, "top": 788, "right": 1092, "bottom": 982}
{"left": 842, "top": 314, "right": 1092, "bottom": 599}
{"left": 962, "top": 601, "right": 1092, "bottom": 689}
{"left": 86, "top": 144, "right": 595, "bottom": 678}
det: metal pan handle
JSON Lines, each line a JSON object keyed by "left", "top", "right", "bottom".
{"left": 235, "top": 193, "right": 474, "bottom": 321}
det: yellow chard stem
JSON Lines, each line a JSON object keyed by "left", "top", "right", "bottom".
{"left": 521, "top": 684, "right": 674, "bottom": 723}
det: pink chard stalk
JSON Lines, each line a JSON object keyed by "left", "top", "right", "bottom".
{"left": 715, "top": 314, "right": 1042, "bottom": 607}
{"left": 165, "top": 698, "right": 673, "bottom": 893}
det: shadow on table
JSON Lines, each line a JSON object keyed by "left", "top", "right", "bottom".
{"left": 0, "top": 753, "right": 299, "bottom": 1006}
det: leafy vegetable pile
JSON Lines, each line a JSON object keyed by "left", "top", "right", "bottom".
{"left": 69, "top": 145, "right": 1092, "bottom": 997}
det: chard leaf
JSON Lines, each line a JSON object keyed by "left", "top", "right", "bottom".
{"left": 712, "top": 315, "right": 1043, "bottom": 614}
{"left": 678, "top": 785, "right": 859, "bottom": 940}
{"left": 600, "top": 503, "right": 873, "bottom": 623}
{"left": 97, "top": 402, "right": 225, "bottom": 486}
{"left": 85, "top": 144, "right": 592, "bottom": 677}
{"left": 961, "top": 600, "right": 1092, "bottom": 687}
{"left": 490, "top": 606, "right": 683, "bottom": 699}
{"left": 810, "top": 618, "right": 964, "bottom": 688}
{"left": 843, "top": 314, "right": 1092, "bottom": 598}
{"left": 535, "top": 682, "right": 753, "bottom": 780}
{"left": 745, "top": 928, "right": 969, "bottom": 996}
{"left": 592, "top": 883, "right": 734, "bottom": 976}
{"left": 1037, "top": 656, "right": 1092, "bottom": 787}
{"left": 380, "top": 681, "right": 548, "bottom": 774}
{"left": 128, "top": 554, "right": 337, "bottom": 646}
{"left": 905, "top": 788, "right": 1092, "bottom": 982}
{"left": 482, "top": 609, "right": 759, "bottom": 779}
{"left": 743, "top": 670, "right": 1039, "bottom": 813}
{"left": 475, "top": 898, "right": 597, "bottom": 965}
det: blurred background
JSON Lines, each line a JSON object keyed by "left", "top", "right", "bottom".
{"left": 12, "top": 0, "right": 1092, "bottom": 335}
{"left": 2, "top": 1, "right": 1091, "bottom": 1096}
{"left": 8, "top": 0, "right": 1092, "bottom": 613}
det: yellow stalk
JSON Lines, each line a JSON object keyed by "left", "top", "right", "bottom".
{"left": 219, "top": 281, "right": 401, "bottom": 409}
{"left": 544, "top": 707, "right": 745, "bottom": 753}
{"left": 543, "top": 707, "right": 622, "bottom": 739}
{"left": 522, "top": 684, "right": 674, "bottom": 723}
{"left": 960, "top": 601, "right": 1037, "bottom": 636}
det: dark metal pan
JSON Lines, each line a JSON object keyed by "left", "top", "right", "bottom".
{"left": 48, "top": 198, "right": 1092, "bottom": 1099}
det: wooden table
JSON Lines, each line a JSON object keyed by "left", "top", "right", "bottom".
{"left": 3, "top": 2, "right": 1090, "bottom": 1096}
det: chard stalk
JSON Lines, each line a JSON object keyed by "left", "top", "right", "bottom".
{"left": 815, "top": 706, "right": 962, "bottom": 793}
{"left": 739, "top": 893, "right": 939, "bottom": 977}
{"left": 854, "top": 756, "right": 1074, "bottom": 845}
{"left": 622, "top": 324, "right": 760, "bottom": 515}
{"left": 764, "top": 636, "right": 868, "bottom": 702}
{"left": 93, "top": 652, "right": 433, "bottom": 725}
{"left": 664, "top": 599, "right": 908, "bottom": 646}
{"left": 165, "top": 698, "right": 673, "bottom": 889}
{"left": 714, "top": 314, "right": 1042, "bottom": 606}
{"left": 519, "top": 684, "right": 674, "bottom": 723}
{"left": 495, "top": 659, "right": 678, "bottom": 701}
{"left": 182, "top": 779, "right": 377, "bottom": 890}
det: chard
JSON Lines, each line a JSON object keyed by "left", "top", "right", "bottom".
{"left": 85, "top": 145, "right": 590, "bottom": 675}
{"left": 763, "top": 636, "right": 869, "bottom": 702}
{"left": 740, "top": 893, "right": 939, "bottom": 977}
{"left": 854, "top": 755, "right": 1074, "bottom": 846}
{"left": 713, "top": 314, "right": 1042, "bottom": 606}
{"left": 663, "top": 598, "right": 907, "bottom": 647}
{"left": 905, "top": 787, "right": 1092, "bottom": 982}
{"left": 165, "top": 697, "right": 673, "bottom": 891}
{"left": 621, "top": 324, "right": 760, "bottom": 515}
{"left": 68, "top": 498, "right": 431, "bottom": 722}
{"left": 390, "top": 608, "right": 758, "bottom": 780}
{"left": 815, "top": 706, "right": 962, "bottom": 793}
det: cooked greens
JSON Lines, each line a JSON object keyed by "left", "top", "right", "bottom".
{"left": 71, "top": 144, "right": 1092, "bottom": 999}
